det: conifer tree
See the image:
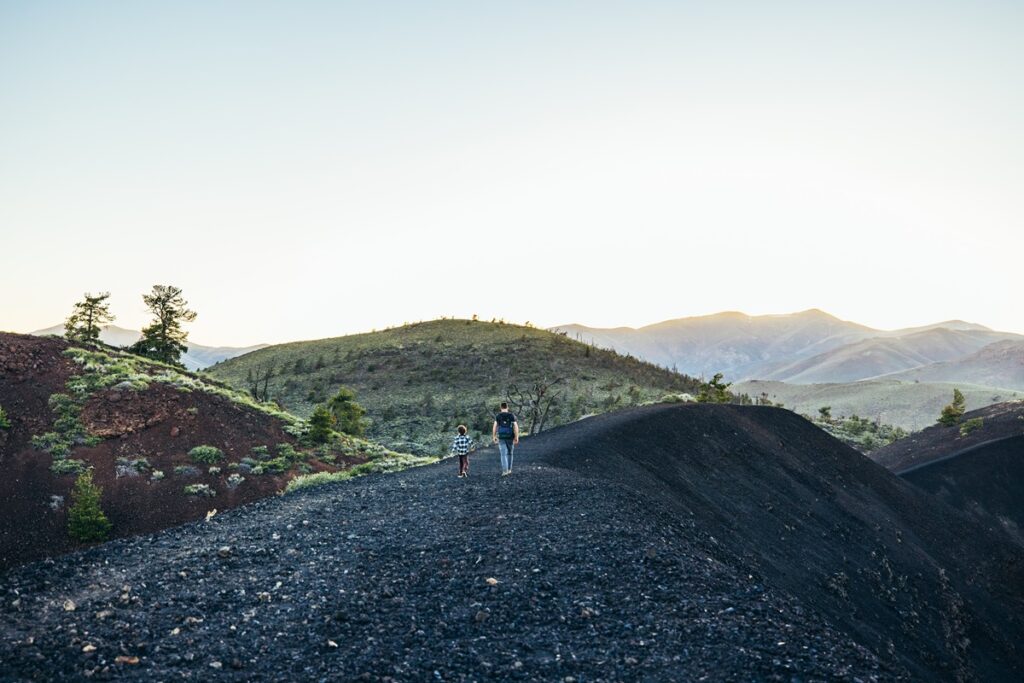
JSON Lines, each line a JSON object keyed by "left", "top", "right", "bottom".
{"left": 129, "top": 285, "right": 196, "bottom": 367}
{"left": 67, "top": 469, "right": 112, "bottom": 542}
{"left": 697, "top": 373, "right": 732, "bottom": 404}
{"left": 937, "top": 388, "right": 966, "bottom": 426}
{"left": 65, "top": 292, "right": 115, "bottom": 344}
{"left": 307, "top": 404, "right": 336, "bottom": 444}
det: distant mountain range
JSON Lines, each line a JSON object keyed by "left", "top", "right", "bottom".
{"left": 30, "top": 325, "right": 266, "bottom": 371}
{"left": 553, "top": 309, "right": 1023, "bottom": 387}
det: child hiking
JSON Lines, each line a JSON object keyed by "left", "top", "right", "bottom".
{"left": 450, "top": 425, "right": 473, "bottom": 478}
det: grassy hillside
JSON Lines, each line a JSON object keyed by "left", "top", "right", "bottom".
{"left": 208, "top": 319, "right": 702, "bottom": 454}
{"left": 733, "top": 379, "right": 1023, "bottom": 432}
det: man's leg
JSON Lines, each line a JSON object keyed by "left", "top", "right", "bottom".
{"left": 499, "top": 441, "right": 509, "bottom": 472}
{"left": 507, "top": 442, "right": 514, "bottom": 471}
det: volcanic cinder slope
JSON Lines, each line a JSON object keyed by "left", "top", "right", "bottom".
{"left": 1, "top": 404, "right": 1021, "bottom": 681}
{"left": 873, "top": 401, "right": 1024, "bottom": 541}
{"left": 0, "top": 333, "right": 391, "bottom": 570}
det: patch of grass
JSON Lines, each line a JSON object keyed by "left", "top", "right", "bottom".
{"left": 283, "top": 452, "right": 435, "bottom": 493}
{"left": 62, "top": 345, "right": 300, "bottom": 427}
{"left": 0, "top": 405, "right": 10, "bottom": 430}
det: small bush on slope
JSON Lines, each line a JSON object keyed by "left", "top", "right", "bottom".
{"left": 184, "top": 484, "right": 216, "bottom": 497}
{"left": 959, "top": 417, "right": 983, "bottom": 437}
{"left": 189, "top": 445, "right": 224, "bottom": 464}
{"left": 67, "top": 470, "right": 112, "bottom": 542}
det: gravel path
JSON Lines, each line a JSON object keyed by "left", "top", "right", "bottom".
{"left": 0, "top": 435, "right": 886, "bottom": 681}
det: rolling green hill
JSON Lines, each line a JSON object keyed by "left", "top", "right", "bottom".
{"left": 208, "top": 320, "right": 701, "bottom": 454}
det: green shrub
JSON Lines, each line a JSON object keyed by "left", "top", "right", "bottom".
{"left": 328, "top": 387, "right": 367, "bottom": 436}
{"left": 208, "top": 466, "right": 221, "bottom": 475}
{"left": 226, "top": 473, "right": 245, "bottom": 489}
{"left": 68, "top": 470, "right": 112, "bottom": 542}
{"left": 0, "top": 405, "right": 10, "bottom": 430}
{"left": 251, "top": 445, "right": 270, "bottom": 459}
{"left": 51, "top": 458, "right": 88, "bottom": 476}
{"left": 151, "top": 470, "right": 165, "bottom": 481}
{"left": 276, "top": 443, "right": 301, "bottom": 461}
{"left": 32, "top": 432, "right": 65, "bottom": 453}
{"left": 260, "top": 457, "right": 289, "bottom": 474}
{"left": 174, "top": 465, "right": 200, "bottom": 477}
{"left": 189, "top": 445, "right": 224, "bottom": 464}
{"left": 960, "top": 417, "right": 983, "bottom": 437}
{"left": 184, "top": 483, "right": 216, "bottom": 497}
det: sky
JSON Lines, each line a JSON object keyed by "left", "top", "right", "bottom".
{"left": 1, "top": 1, "right": 1021, "bottom": 345}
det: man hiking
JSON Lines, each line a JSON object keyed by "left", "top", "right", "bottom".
{"left": 492, "top": 402, "right": 519, "bottom": 476}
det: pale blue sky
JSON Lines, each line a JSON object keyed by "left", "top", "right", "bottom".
{"left": 1, "top": 1, "right": 1021, "bottom": 344}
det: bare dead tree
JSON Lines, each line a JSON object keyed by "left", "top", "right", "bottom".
{"left": 505, "top": 377, "right": 565, "bottom": 434}
{"left": 247, "top": 362, "right": 275, "bottom": 402}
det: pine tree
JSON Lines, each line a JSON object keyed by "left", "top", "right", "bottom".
{"left": 306, "top": 404, "right": 336, "bottom": 444}
{"left": 128, "top": 285, "right": 197, "bottom": 367}
{"left": 329, "top": 387, "right": 368, "bottom": 437}
{"left": 65, "top": 292, "right": 115, "bottom": 344}
{"left": 697, "top": 373, "right": 732, "bottom": 404}
{"left": 937, "top": 388, "right": 966, "bottom": 426}
{"left": 67, "top": 469, "right": 112, "bottom": 542}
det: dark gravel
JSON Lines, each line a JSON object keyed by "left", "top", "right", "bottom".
{"left": 1, "top": 440, "right": 884, "bottom": 680}
{"left": 2, "top": 404, "right": 1021, "bottom": 681}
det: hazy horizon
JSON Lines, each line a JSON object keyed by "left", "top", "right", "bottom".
{"left": 11, "top": 306, "right": 1021, "bottom": 348}
{"left": 3, "top": 1, "right": 1022, "bottom": 345}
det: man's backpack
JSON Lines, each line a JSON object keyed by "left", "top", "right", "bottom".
{"left": 496, "top": 412, "right": 516, "bottom": 440}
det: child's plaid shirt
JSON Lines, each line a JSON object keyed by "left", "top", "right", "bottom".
{"left": 450, "top": 434, "right": 472, "bottom": 456}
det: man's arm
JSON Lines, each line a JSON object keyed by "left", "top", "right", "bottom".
{"left": 492, "top": 420, "right": 498, "bottom": 443}
{"left": 513, "top": 420, "right": 520, "bottom": 444}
